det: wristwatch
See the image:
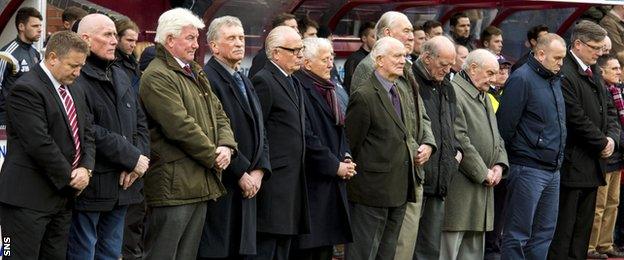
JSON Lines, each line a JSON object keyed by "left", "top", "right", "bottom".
{"left": 87, "top": 169, "right": 93, "bottom": 178}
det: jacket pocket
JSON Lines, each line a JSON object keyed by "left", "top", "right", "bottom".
{"left": 170, "top": 157, "right": 208, "bottom": 200}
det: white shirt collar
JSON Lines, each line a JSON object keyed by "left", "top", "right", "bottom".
{"left": 173, "top": 56, "right": 189, "bottom": 69}
{"left": 39, "top": 61, "right": 62, "bottom": 91}
{"left": 270, "top": 60, "right": 290, "bottom": 77}
{"left": 570, "top": 50, "right": 589, "bottom": 72}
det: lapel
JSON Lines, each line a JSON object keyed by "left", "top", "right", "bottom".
{"left": 371, "top": 74, "right": 407, "bottom": 134}
{"left": 37, "top": 65, "right": 72, "bottom": 134}
{"left": 267, "top": 62, "right": 299, "bottom": 108}
{"left": 299, "top": 72, "right": 334, "bottom": 119}
{"left": 208, "top": 58, "right": 253, "bottom": 117}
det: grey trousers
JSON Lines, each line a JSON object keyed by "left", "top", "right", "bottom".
{"left": 414, "top": 195, "right": 445, "bottom": 260}
{"left": 144, "top": 202, "right": 207, "bottom": 260}
{"left": 394, "top": 185, "right": 424, "bottom": 260}
{"left": 346, "top": 202, "right": 407, "bottom": 260}
{"left": 439, "top": 231, "right": 485, "bottom": 260}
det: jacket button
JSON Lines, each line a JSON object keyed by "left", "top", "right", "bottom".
{"left": 405, "top": 160, "right": 409, "bottom": 165}
{"left": 126, "top": 103, "right": 131, "bottom": 108}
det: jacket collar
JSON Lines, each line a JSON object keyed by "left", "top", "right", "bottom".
{"left": 81, "top": 54, "right": 113, "bottom": 82}
{"left": 455, "top": 70, "right": 482, "bottom": 99}
{"left": 155, "top": 44, "right": 201, "bottom": 76}
{"left": 14, "top": 37, "right": 32, "bottom": 49}
{"left": 526, "top": 54, "right": 559, "bottom": 80}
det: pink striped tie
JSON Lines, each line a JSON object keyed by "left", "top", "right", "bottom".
{"left": 59, "top": 85, "right": 81, "bottom": 169}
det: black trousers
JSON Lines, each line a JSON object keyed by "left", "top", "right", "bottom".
{"left": 245, "top": 233, "right": 292, "bottom": 260}
{"left": 289, "top": 246, "right": 333, "bottom": 260}
{"left": 122, "top": 200, "right": 147, "bottom": 260}
{"left": 0, "top": 202, "right": 72, "bottom": 260}
{"left": 485, "top": 179, "right": 507, "bottom": 257}
{"left": 548, "top": 186, "right": 598, "bottom": 260}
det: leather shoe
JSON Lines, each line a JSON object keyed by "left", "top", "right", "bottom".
{"left": 588, "top": 250, "right": 608, "bottom": 259}
{"left": 602, "top": 248, "right": 624, "bottom": 257}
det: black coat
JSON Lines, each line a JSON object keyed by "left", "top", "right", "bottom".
{"left": 0, "top": 64, "right": 95, "bottom": 212}
{"left": 293, "top": 70, "right": 353, "bottom": 249}
{"left": 114, "top": 48, "right": 141, "bottom": 93}
{"left": 343, "top": 47, "right": 369, "bottom": 94}
{"left": 248, "top": 48, "right": 267, "bottom": 79}
{"left": 198, "top": 57, "right": 271, "bottom": 257}
{"left": 412, "top": 60, "right": 460, "bottom": 197}
{"left": 252, "top": 62, "right": 311, "bottom": 235}
{"left": 74, "top": 55, "right": 150, "bottom": 211}
{"left": 559, "top": 51, "right": 621, "bottom": 188}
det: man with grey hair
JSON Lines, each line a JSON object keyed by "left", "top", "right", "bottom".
{"left": 139, "top": 8, "right": 237, "bottom": 259}
{"left": 346, "top": 36, "right": 423, "bottom": 260}
{"left": 412, "top": 35, "right": 461, "bottom": 260}
{"left": 497, "top": 33, "right": 567, "bottom": 259}
{"left": 250, "top": 25, "right": 309, "bottom": 260}
{"left": 349, "top": 11, "right": 436, "bottom": 260}
{"left": 548, "top": 20, "right": 621, "bottom": 260}
{"left": 67, "top": 13, "right": 150, "bottom": 260}
{"left": 441, "top": 49, "right": 508, "bottom": 260}
{"left": 199, "top": 15, "right": 271, "bottom": 259}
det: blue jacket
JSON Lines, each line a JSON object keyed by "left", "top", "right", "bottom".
{"left": 497, "top": 54, "right": 567, "bottom": 171}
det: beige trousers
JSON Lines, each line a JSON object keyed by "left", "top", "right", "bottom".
{"left": 588, "top": 170, "right": 621, "bottom": 252}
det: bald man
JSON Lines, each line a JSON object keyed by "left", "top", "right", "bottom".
{"left": 412, "top": 36, "right": 461, "bottom": 260}
{"left": 66, "top": 13, "right": 150, "bottom": 260}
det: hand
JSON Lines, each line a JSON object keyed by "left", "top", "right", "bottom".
{"left": 119, "top": 171, "right": 140, "bottom": 190}
{"left": 70, "top": 167, "right": 90, "bottom": 190}
{"left": 215, "top": 146, "right": 233, "bottom": 170}
{"left": 337, "top": 161, "right": 357, "bottom": 180}
{"left": 414, "top": 144, "right": 433, "bottom": 166}
{"left": 455, "top": 151, "right": 463, "bottom": 163}
{"left": 133, "top": 155, "right": 150, "bottom": 176}
{"left": 238, "top": 173, "right": 255, "bottom": 198}
{"left": 490, "top": 165, "right": 504, "bottom": 186}
{"left": 601, "top": 137, "right": 615, "bottom": 158}
{"left": 249, "top": 169, "right": 265, "bottom": 197}
{"left": 484, "top": 169, "right": 495, "bottom": 187}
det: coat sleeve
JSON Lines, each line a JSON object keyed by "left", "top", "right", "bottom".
{"left": 210, "top": 89, "right": 237, "bottom": 151}
{"left": 135, "top": 98, "right": 150, "bottom": 156}
{"left": 418, "top": 93, "right": 437, "bottom": 151}
{"left": 496, "top": 73, "right": 529, "bottom": 144}
{"left": 252, "top": 73, "right": 273, "bottom": 119}
{"left": 7, "top": 84, "right": 73, "bottom": 190}
{"left": 140, "top": 71, "right": 219, "bottom": 169}
{"left": 454, "top": 99, "right": 488, "bottom": 184}
{"left": 304, "top": 108, "right": 340, "bottom": 178}
{"left": 561, "top": 76, "right": 609, "bottom": 154}
{"left": 345, "top": 90, "right": 371, "bottom": 159}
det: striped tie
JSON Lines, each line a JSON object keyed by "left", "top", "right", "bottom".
{"left": 59, "top": 85, "right": 81, "bottom": 168}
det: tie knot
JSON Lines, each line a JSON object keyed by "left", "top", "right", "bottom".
{"left": 586, "top": 67, "right": 593, "bottom": 77}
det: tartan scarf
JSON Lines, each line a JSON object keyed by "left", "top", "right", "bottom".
{"left": 607, "top": 83, "right": 624, "bottom": 126}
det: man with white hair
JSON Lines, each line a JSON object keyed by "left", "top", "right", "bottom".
{"left": 198, "top": 15, "right": 270, "bottom": 259}
{"left": 66, "top": 13, "right": 150, "bottom": 260}
{"left": 412, "top": 36, "right": 461, "bottom": 260}
{"left": 345, "top": 36, "right": 419, "bottom": 260}
{"left": 441, "top": 49, "right": 508, "bottom": 260}
{"left": 250, "top": 25, "right": 309, "bottom": 260}
{"left": 139, "top": 8, "right": 237, "bottom": 259}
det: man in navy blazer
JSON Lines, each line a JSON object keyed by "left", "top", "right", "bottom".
{"left": 198, "top": 16, "right": 271, "bottom": 259}
{"left": 0, "top": 31, "right": 95, "bottom": 260}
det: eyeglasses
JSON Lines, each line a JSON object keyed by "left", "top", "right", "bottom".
{"left": 278, "top": 46, "right": 305, "bottom": 55}
{"left": 579, "top": 40, "right": 603, "bottom": 52}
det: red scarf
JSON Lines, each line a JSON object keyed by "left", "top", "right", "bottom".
{"left": 607, "top": 83, "right": 624, "bottom": 126}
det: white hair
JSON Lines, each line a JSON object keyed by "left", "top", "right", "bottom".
{"left": 302, "top": 37, "right": 333, "bottom": 60}
{"left": 207, "top": 15, "right": 243, "bottom": 42}
{"left": 265, "top": 26, "right": 299, "bottom": 59}
{"left": 375, "top": 11, "right": 410, "bottom": 39}
{"left": 462, "top": 48, "right": 498, "bottom": 70}
{"left": 370, "top": 36, "right": 404, "bottom": 63}
{"left": 155, "top": 8, "right": 205, "bottom": 44}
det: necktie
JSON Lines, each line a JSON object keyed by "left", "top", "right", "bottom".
{"left": 389, "top": 84, "right": 402, "bottom": 120}
{"left": 586, "top": 67, "right": 593, "bottom": 78}
{"left": 286, "top": 76, "right": 299, "bottom": 102}
{"left": 183, "top": 64, "right": 194, "bottom": 78}
{"left": 232, "top": 72, "right": 249, "bottom": 101}
{"left": 58, "top": 85, "right": 81, "bottom": 168}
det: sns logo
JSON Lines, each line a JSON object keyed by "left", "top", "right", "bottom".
{"left": 2, "top": 236, "right": 9, "bottom": 257}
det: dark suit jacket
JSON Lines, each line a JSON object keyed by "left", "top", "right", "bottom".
{"left": 0, "top": 64, "right": 95, "bottom": 212}
{"left": 295, "top": 70, "right": 353, "bottom": 249}
{"left": 252, "top": 61, "right": 310, "bottom": 235}
{"left": 345, "top": 72, "right": 415, "bottom": 208}
{"left": 560, "top": 51, "right": 621, "bottom": 188}
{"left": 248, "top": 48, "right": 267, "bottom": 79}
{"left": 199, "top": 57, "right": 271, "bottom": 257}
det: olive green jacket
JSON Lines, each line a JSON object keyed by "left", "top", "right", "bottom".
{"left": 139, "top": 44, "right": 237, "bottom": 207}
{"left": 443, "top": 72, "right": 508, "bottom": 232}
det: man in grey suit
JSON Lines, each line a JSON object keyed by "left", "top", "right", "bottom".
{"left": 345, "top": 36, "right": 434, "bottom": 260}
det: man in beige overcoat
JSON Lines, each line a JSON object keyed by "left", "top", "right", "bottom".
{"left": 440, "top": 49, "right": 508, "bottom": 260}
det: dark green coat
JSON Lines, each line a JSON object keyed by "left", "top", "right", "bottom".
{"left": 443, "top": 72, "right": 508, "bottom": 232}
{"left": 139, "top": 44, "right": 237, "bottom": 207}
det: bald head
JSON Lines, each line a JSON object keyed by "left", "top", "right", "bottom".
{"left": 420, "top": 36, "right": 456, "bottom": 81}
{"left": 78, "top": 13, "right": 118, "bottom": 61}
{"left": 604, "top": 35, "right": 612, "bottom": 54}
